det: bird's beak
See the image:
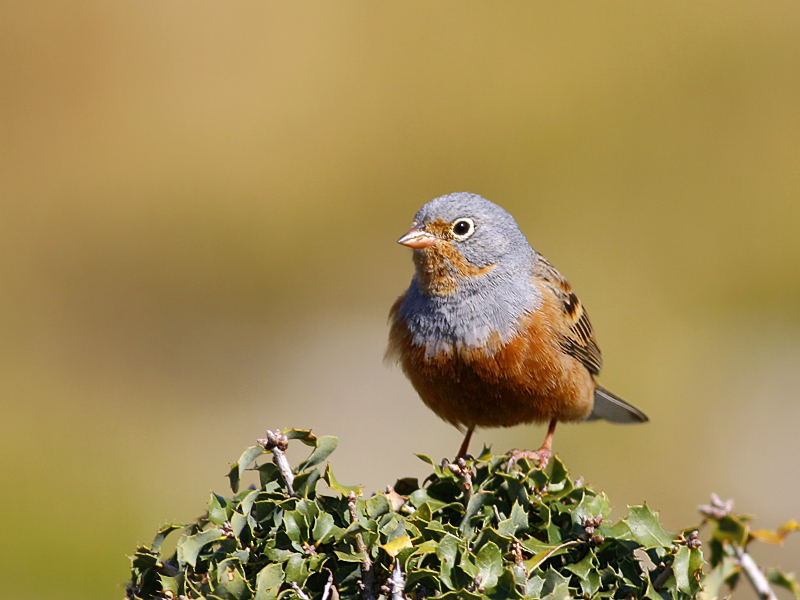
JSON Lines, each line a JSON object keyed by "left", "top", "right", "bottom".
{"left": 397, "top": 224, "right": 437, "bottom": 249}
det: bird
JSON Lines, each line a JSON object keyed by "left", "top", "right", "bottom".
{"left": 386, "top": 192, "right": 647, "bottom": 468}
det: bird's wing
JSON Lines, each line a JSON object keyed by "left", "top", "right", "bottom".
{"left": 531, "top": 255, "right": 603, "bottom": 375}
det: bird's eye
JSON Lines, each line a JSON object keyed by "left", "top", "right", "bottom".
{"left": 451, "top": 218, "right": 475, "bottom": 240}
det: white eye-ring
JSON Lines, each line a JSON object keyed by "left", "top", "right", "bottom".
{"left": 450, "top": 217, "right": 475, "bottom": 240}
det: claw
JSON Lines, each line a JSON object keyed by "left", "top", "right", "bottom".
{"left": 506, "top": 418, "right": 557, "bottom": 472}
{"left": 506, "top": 448, "right": 551, "bottom": 472}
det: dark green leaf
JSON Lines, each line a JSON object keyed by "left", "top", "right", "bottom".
{"left": 409, "top": 488, "right": 448, "bottom": 511}
{"left": 333, "top": 550, "right": 365, "bottom": 563}
{"left": 524, "top": 574, "right": 544, "bottom": 598}
{"left": 257, "top": 463, "right": 281, "bottom": 488}
{"left": 296, "top": 436, "right": 338, "bottom": 472}
{"left": 624, "top": 505, "right": 674, "bottom": 548}
{"left": 461, "top": 492, "right": 491, "bottom": 531}
{"left": 436, "top": 533, "right": 460, "bottom": 590}
{"left": 209, "top": 492, "right": 231, "bottom": 526}
{"left": 283, "top": 511, "right": 307, "bottom": 543}
{"left": 571, "top": 491, "right": 609, "bottom": 525}
{"left": 767, "top": 567, "right": 800, "bottom": 599}
{"left": 393, "top": 477, "right": 420, "bottom": 495}
{"left": 712, "top": 514, "right": 749, "bottom": 547}
{"left": 177, "top": 528, "right": 224, "bottom": 568}
{"left": 702, "top": 555, "right": 740, "bottom": 600}
{"left": 151, "top": 522, "right": 185, "bottom": 553}
{"left": 229, "top": 445, "right": 266, "bottom": 493}
{"left": 254, "top": 564, "right": 284, "bottom": 600}
{"left": 405, "top": 567, "right": 441, "bottom": 589}
{"left": 214, "top": 558, "right": 250, "bottom": 600}
{"left": 475, "top": 541, "right": 502, "bottom": 590}
{"left": 322, "top": 463, "right": 363, "bottom": 496}
{"left": 295, "top": 498, "right": 320, "bottom": 523}
{"left": 231, "top": 511, "right": 252, "bottom": 539}
{"left": 283, "top": 428, "right": 317, "bottom": 445}
{"left": 540, "top": 568, "right": 570, "bottom": 600}
{"left": 366, "top": 493, "right": 391, "bottom": 520}
{"left": 437, "top": 589, "right": 482, "bottom": 600}
{"left": 312, "top": 512, "right": 336, "bottom": 544}
{"left": 131, "top": 550, "right": 158, "bottom": 570}
{"left": 564, "top": 552, "right": 596, "bottom": 579}
{"left": 673, "top": 545, "right": 703, "bottom": 594}
{"left": 284, "top": 553, "right": 309, "bottom": 585}
{"left": 293, "top": 468, "right": 321, "bottom": 498}
{"left": 600, "top": 519, "right": 632, "bottom": 540}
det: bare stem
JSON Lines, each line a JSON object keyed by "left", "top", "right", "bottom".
{"left": 447, "top": 457, "right": 473, "bottom": 506}
{"left": 653, "top": 562, "right": 673, "bottom": 591}
{"left": 321, "top": 570, "right": 336, "bottom": 600}
{"left": 388, "top": 558, "right": 406, "bottom": 600}
{"left": 734, "top": 544, "right": 778, "bottom": 600}
{"left": 257, "top": 429, "right": 295, "bottom": 496}
{"left": 698, "top": 495, "right": 779, "bottom": 600}
{"left": 290, "top": 582, "right": 311, "bottom": 600}
{"left": 348, "top": 491, "right": 376, "bottom": 600}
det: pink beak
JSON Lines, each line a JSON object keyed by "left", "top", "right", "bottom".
{"left": 397, "top": 224, "right": 437, "bottom": 249}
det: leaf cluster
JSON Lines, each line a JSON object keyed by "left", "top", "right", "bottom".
{"left": 127, "top": 429, "right": 790, "bottom": 600}
{"left": 698, "top": 497, "right": 800, "bottom": 600}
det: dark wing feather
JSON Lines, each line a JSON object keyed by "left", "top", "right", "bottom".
{"left": 531, "top": 255, "right": 603, "bottom": 375}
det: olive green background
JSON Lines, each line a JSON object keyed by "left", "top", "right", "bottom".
{"left": 2, "top": 3, "right": 799, "bottom": 599}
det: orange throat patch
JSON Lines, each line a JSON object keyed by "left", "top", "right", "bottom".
{"left": 413, "top": 241, "right": 495, "bottom": 296}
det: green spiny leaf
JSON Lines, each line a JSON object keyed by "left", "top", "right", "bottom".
{"left": 177, "top": 527, "right": 224, "bottom": 568}
{"left": 151, "top": 522, "right": 185, "bottom": 553}
{"left": 312, "top": 512, "right": 336, "bottom": 545}
{"left": 322, "top": 463, "right": 363, "bottom": 496}
{"left": 209, "top": 492, "right": 232, "bottom": 526}
{"left": 767, "top": 567, "right": 800, "bottom": 599}
{"left": 296, "top": 435, "right": 338, "bottom": 472}
{"left": 254, "top": 563, "right": 284, "bottom": 600}
{"left": 475, "top": 541, "right": 502, "bottom": 590}
{"left": 366, "top": 493, "right": 391, "bottom": 520}
{"left": 283, "top": 428, "right": 317, "bottom": 445}
{"left": 624, "top": 505, "right": 674, "bottom": 548}
{"left": 673, "top": 546, "right": 704, "bottom": 594}
{"left": 229, "top": 445, "right": 266, "bottom": 493}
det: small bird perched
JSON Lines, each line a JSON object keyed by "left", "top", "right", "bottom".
{"left": 386, "top": 192, "right": 647, "bottom": 468}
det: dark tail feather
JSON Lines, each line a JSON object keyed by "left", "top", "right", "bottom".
{"left": 588, "top": 385, "right": 649, "bottom": 424}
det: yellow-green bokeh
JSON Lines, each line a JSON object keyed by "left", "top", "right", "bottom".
{"left": 1, "top": 2, "right": 799, "bottom": 598}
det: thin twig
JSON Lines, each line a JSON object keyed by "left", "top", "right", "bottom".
{"left": 321, "top": 570, "right": 336, "bottom": 600}
{"left": 447, "top": 457, "right": 473, "bottom": 505}
{"left": 257, "top": 430, "right": 295, "bottom": 496}
{"left": 653, "top": 562, "right": 673, "bottom": 591}
{"left": 290, "top": 582, "right": 311, "bottom": 600}
{"left": 388, "top": 558, "right": 406, "bottom": 600}
{"left": 734, "top": 544, "right": 778, "bottom": 600}
{"left": 348, "top": 491, "right": 376, "bottom": 600}
{"left": 698, "top": 495, "right": 779, "bottom": 600}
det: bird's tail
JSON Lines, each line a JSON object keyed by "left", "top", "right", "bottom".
{"left": 587, "top": 385, "right": 649, "bottom": 424}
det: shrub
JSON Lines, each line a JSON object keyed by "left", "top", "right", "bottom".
{"left": 127, "top": 429, "right": 797, "bottom": 600}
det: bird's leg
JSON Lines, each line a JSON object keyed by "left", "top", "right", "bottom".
{"left": 508, "top": 418, "right": 557, "bottom": 470}
{"left": 456, "top": 427, "right": 474, "bottom": 459}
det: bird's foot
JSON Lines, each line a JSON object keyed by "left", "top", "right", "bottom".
{"left": 506, "top": 447, "right": 551, "bottom": 472}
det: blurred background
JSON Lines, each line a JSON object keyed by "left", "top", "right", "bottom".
{"left": 2, "top": 2, "right": 799, "bottom": 598}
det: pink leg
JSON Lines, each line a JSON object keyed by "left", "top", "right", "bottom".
{"left": 457, "top": 427, "right": 474, "bottom": 459}
{"left": 508, "top": 418, "right": 557, "bottom": 470}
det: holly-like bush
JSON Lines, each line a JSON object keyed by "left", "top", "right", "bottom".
{"left": 127, "top": 429, "right": 797, "bottom": 600}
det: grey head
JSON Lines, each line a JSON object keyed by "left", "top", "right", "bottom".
{"left": 409, "top": 192, "right": 534, "bottom": 269}
{"left": 397, "top": 192, "right": 543, "bottom": 357}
